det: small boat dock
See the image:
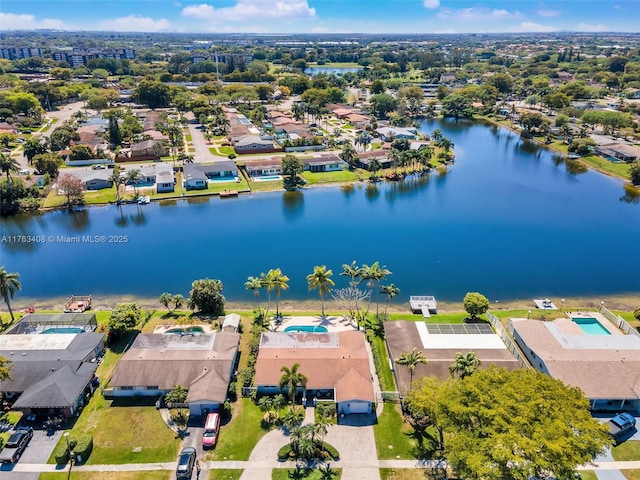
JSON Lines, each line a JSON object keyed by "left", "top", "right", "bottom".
{"left": 533, "top": 298, "right": 557, "bottom": 310}
{"left": 410, "top": 296, "right": 437, "bottom": 317}
{"left": 64, "top": 295, "right": 92, "bottom": 313}
{"left": 219, "top": 190, "right": 238, "bottom": 198}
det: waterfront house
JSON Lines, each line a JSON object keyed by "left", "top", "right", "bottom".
{"left": 233, "top": 135, "right": 276, "bottom": 154}
{"left": 595, "top": 143, "right": 640, "bottom": 163}
{"left": 0, "top": 314, "right": 103, "bottom": 420}
{"left": 356, "top": 150, "right": 393, "bottom": 170}
{"left": 244, "top": 158, "right": 282, "bottom": 177}
{"left": 67, "top": 169, "right": 113, "bottom": 190}
{"left": 302, "top": 155, "right": 346, "bottom": 173}
{"left": 183, "top": 167, "right": 208, "bottom": 190}
{"left": 108, "top": 332, "right": 239, "bottom": 416}
{"left": 184, "top": 162, "right": 238, "bottom": 183}
{"left": 511, "top": 315, "right": 640, "bottom": 411}
{"left": 156, "top": 169, "right": 175, "bottom": 193}
{"left": 254, "top": 331, "right": 375, "bottom": 416}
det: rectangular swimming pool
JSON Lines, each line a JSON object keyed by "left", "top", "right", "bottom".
{"left": 572, "top": 317, "right": 611, "bottom": 335}
{"left": 283, "top": 325, "right": 328, "bottom": 333}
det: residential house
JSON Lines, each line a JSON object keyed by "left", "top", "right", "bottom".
{"left": 183, "top": 162, "right": 238, "bottom": 184}
{"left": 76, "top": 170, "right": 114, "bottom": 190}
{"left": 0, "top": 122, "right": 18, "bottom": 135}
{"left": 356, "top": 150, "right": 393, "bottom": 170}
{"left": 595, "top": 143, "right": 640, "bottom": 163}
{"left": 233, "top": 135, "right": 277, "bottom": 154}
{"left": 244, "top": 158, "right": 282, "bottom": 177}
{"left": 254, "top": 331, "right": 375, "bottom": 416}
{"left": 302, "top": 155, "right": 346, "bottom": 173}
{"left": 384, "top": 321, "right": 521, "bottom": 395}
{"left": 183, "top": 167, "right": 208, "bottom": 190}
{"left": 130, "top": 139, "right": 167, "bottom": 159}
{"left": 0, "top": 314, "right": 104, "bottom": 419}
{"left": 511, "top": 315, "right": 640, "bottom": 411}
{"left": 376, "top": 127, "right": 418, "bottom": 142}
{"left": 108, "top": 332, "right": 240, "bottom": 416}
{"left": 345, "top": 113, "right": 370, "bottom": 130}
{"left": 156, "top": 170, "right": 175, "bottom": 193}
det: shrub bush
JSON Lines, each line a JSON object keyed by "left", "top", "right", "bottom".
{"left": 276, "top": 441, "right": 339, "bottom": 461}
{"left": 53, "top": 433, "right": 93, "bottom": 464}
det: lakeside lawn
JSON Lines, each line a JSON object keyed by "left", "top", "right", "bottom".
{"left": 374, "top": 404, "right": 417, "bottom": 460}
{"left": 302, "top": 169, "right": 360, "bottom": 185}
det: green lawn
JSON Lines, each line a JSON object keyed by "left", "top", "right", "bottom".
{"left": 622, "top": 470, "right": 640, "bottom": 480}
{"left": 612, "top": 440, "right": 640, "bottom": 461}
{"left": 374, "top": 404, "right": 416, "bottom": 460}
{"left": 209, "top": 398, "right": 271, "bottom": 461}
{"left": 579, "top": 472, "right": 597, "bottom": 480}
{"left": 39, "top": 473, "right": 170, "bottom": 480}
{"left": 386, "top": 312, "right": 470, "bottom": 323}
{"left": 380, "top": 469, "right": 431, "bottom": 480}
{"left": 370, "top": 335, "right": 396, "bottom": 391}
{"left": 272, "top": 468, "right": 342, "bottom": 479}
{"left": 210, "top": 469, "right": 243, "bottom": 480}
{"left": 302, "top": 170, "right": 359, "bottom": 185}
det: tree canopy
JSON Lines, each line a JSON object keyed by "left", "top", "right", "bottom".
{"left": 463, "top": 292, "right": 490, "bottom": 320}
{"left": 108, "top": 303, "right": 142, "bottom": 341}
{"left": 406, "top": 368, "right": 611, "bottom": 480}
{"left": 188, "top": 278, "right": 225, "bottom": 315}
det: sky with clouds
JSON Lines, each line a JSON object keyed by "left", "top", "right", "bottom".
{"left": 0, "top": 0, "right": 637, "bottom": 34}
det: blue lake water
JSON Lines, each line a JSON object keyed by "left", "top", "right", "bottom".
{"left": 2, "top": 119, "right": 639, "bottom": 304}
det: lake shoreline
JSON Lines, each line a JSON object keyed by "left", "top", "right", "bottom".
{"left": 10, "top": 292, "right": 640, "bottom": 315}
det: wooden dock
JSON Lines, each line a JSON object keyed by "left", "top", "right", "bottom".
{"left": 219, "top": 190, "right": 238, "bottom": 198}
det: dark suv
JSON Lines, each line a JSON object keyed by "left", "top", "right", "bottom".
{"left": 0, "top": 427, "right": 34, "bottom": 464}
{"left": 175, "top": 447, "right": 196, "bottom": 479}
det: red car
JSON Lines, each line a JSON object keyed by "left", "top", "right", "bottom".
{"left": 202, "top": 413, "right": 220, "bottom": 449}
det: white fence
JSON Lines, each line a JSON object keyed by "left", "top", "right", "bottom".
{"left": 486, "top": 311, "right": 532, "bottom": 370}
{"left": 601, "top": 306, "right": 639, "bottom": 337}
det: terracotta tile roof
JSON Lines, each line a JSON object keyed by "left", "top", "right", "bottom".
{"left": 255, "top": 331, "right": 374, "bottom": 402}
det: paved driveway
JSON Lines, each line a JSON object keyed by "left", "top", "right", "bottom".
{"left": 0, "top": 428, "right": 63, "bottom": 480}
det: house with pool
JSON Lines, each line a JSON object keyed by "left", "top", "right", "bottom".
{"left": 107, "top": 331, "right": 239, "bottom": 417}
{"left": 254, "top": 331, "right": 376, "bottom": 418}
{"left": 510, "top": 313, "right": 640, "bottom": 412}
{"left": 0, "top": 313, "right": 104, "bottom": 420}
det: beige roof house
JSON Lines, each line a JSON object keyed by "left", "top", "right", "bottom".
{"left": 510, "top": 316, "right": 640, "bottom": 406}
{"left": 255, "top": 331, "right": 375, "bottom": 414}
{"left": 109, "top": 332, "right": 239, "bottom": 415}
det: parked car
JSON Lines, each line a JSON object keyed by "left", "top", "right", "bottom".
{"left": 202, "top": 412, "right": 220, "bottom": 449}
{"left": 607, "top": 412, "right": 636, "bottom": 444}
{"left": 0, "top": 427, "right": 34, "bottom": 464}
{"left": 175, "top": 446, "right": 196, "bottom": 479}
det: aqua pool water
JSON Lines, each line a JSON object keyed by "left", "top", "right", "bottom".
{"left": 42, "top": 327, "right": 84, "bottom": 334}
{"left": 572, "top": 317, "right": 611, "bottom": 335}
{"left": 283, "top": 325, "right": 328, "bottom": 333}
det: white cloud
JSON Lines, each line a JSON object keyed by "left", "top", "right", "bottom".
{"left": 182, "top": 0, "right": 316, "bottom": 23}
{"left": 423, "top": 0, "right": 440, "bottom": 9}
{"left": 437, "top": 7, "right": 521, "bottom": 21}
{"left": 510, "top": 22, "right": 557, "bottom": 33}
{"left": 0, "top": 12, "right": 67, "bottom": 30}
{"left": 537, "top": 8, "right": 561, "bottom": 17}
{"left": 98, "top": 15, "right": 171, "bottom": 32}
{"left": 577, "top": 22, "right": 608, "bottom": 32}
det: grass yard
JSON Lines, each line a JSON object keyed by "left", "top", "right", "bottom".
{"left": 622, "top": 470, "right": 640, "bottom": 480}
{"left": 209, "top": 398, "right": 270, "bottom": 461}
{"left": 370, "top": 335, "right": 396, "bottom": 391}
{"left": 39, "top": 473, "right": 170, "bottom": 480}
{"left": 210, "top": 470, "right": 243, "bottom": 480}
{"left": 302, "top": 170, "right": 359, "bottom": 185}
{"left": 272, "top": 468, "right": 342, "bottom": 479}
{"left": 579, "top": 472, "right": 597, "bottom": 480}
{"left": 612, "top": 440, "right": 640, "bottom": 461}
{"left": 380, "top": 469, "right": 430, "bottom": 480}
{"left": 374, "top": 404, "right": 417, "bottom": 460}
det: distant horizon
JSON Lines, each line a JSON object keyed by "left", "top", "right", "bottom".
{"left": 1, "top": 1, "right": 639, "bottom": 35}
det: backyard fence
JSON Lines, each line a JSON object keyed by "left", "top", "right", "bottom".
{"left": 380, "top": 391, "right": 402, "bottom": 403}
{"left": 242, "top": 386, "right": 257, "bottom": 398}
{"left": 486, "top": 311, "right": 532, "bottom": 370}
{"left": 601, "top": 306, "right": 639, "bottom": 337}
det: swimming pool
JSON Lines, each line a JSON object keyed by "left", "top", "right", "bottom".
{"left": 572, "top": 317, "right": 611, "bottom": 335}
{"left": 253, "top": 175, "right": 282, "bottom": 182}
{"left": 208, "top": 177, "right": 237, "bottom": 183}
{"left": 283, "top": 325, "right": 328, "bottom": 333}
{"left": 42, "top": 327, "right": 84, "bottom": 334}
{"left": 165, "top": 326, "right": 205, "bottom": 335}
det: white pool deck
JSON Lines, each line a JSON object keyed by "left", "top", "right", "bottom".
{"left": 415, "top": 321, "right": 507, "bottom": 350}
{"left": 270, "top": 315, "right": 360, "bottom": 333}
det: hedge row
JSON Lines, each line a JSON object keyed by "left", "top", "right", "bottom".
{"left": 277, "top": 441, "right": 340, "bottom": 461}
{"left": 53, "top": 433, "right": 93, "bottom": 464}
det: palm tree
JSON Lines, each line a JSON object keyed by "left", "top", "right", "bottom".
{"left": 361, "top": 262, "right": 391, "bottom": 318}
{"left": 279, "top": 363, "right": 308, "bottom": 405}
{"left": 109, "top": 169, "right": 125, "bottom": 204}
{"left": 380, "top": 283, "right": 400, "bottom": 319}
{"left": 0, "top": 267, "right": 21, "bottom": 324}
{"left": 388, "top": 148, "right": 401, "bottom": 175}
{"left": 449, "top": 351, "right": 481, "bottom": 379}
{"left": 369, "top": 157, "right": 381, "bottom": 179}
{"left": 0, "top": 153, "right": 20, "bottom": 181}
{"left": 307, "top": 265, "right": 335, "bottom": 317}
{"left": 245, "top": 276, "right": 264, "bottom": 313}
{"left": 395, "top": 347, "right": 427, "bottom": 391}
{"left": 339, "top": 141, "right": 359, "bottom": 170}
{"left": 438, "top": 137, "right": 454, "bottom": 158}
{"left": 341, "top": 260, "right": 363, "bottom": 287}
{"left": 159, "top": 292, "right": 172, "bottom": 312}
{"left": 126, "top": 169, "right": 142, "bottom": 198}
{"left": 267, "top": 268, "right": 289, "bottom": 317}
{"left": 431, "top": 129, "right": 443, "bottom": 142}
{"left": 314, "top": 415, "right": 331, "bottom": 452}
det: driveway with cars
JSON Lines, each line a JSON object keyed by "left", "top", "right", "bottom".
{"left": 0, "top": 428, "right": 63, "bottom": 480}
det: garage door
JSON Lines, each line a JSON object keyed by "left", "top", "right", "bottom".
{"left": 347, "top": 402, "right": 370, "bottom": 414}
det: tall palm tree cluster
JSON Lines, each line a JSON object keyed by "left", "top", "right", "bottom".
{"left": 0, "top": 267, "right": 21, "bottom": 323}
{"left": 245, "top": 261, "right": 398, "bottom": 324}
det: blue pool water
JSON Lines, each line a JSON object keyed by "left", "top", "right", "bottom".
{"left": 283, "top": 325, "right": 328, "bottom": 333}
{"left": 254, "top": 175, "right": 282, "bottom": 182}
{"left": 165, "top": 326, "right": 205, "bottom": 334}
{"left": 42, "top": 327, "right": 84, "bottom": 334}
{"left": 208, "top": 177, "right": 237, "bottom": 183}
{"left": 572, "top": 317, "right": 611, "bottom": 335}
